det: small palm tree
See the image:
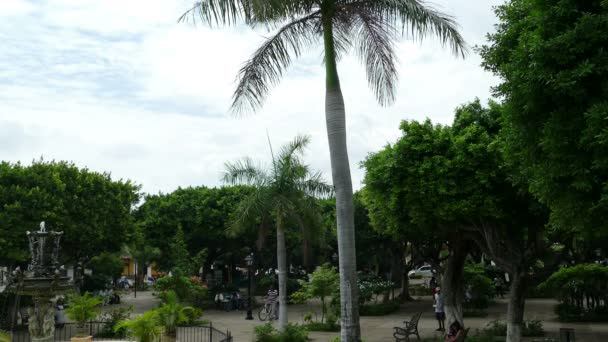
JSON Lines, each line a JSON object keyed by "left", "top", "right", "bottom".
{"left": 182, "top": 1, "right": 466, "bottom": 340}
{"left": 156, "top": 291, "right": 193, "bottom": 339}
{"left": 115, "top": 311, "right": 163, "bottom": 342}
{"left": 223, "top": 134, "right": 332, "bottom": 330}
{"left": 65, "top": 293, "right": 102, "bottom": 337}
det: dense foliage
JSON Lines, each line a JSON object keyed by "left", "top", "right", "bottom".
{"left": 291, "top": 263, "right": 339, "bottom": 323}
{"left": 540, "top": 264, "right": 608, "bottom": 321}
{"left": 65, "top": 293, "right": 102, "bottom": 328}
{"left": 464, "top": 263, "right": 496, "bottom": 311}
{"left": 135, "top": 186, "right": 253, "bottom": 272}
{"left": 253, "top": 323, "right": 309, "bottom": 342}
{"left": 0, "top": 160, "right": 139, "bottom": 264}
{"left": 481, "top": 0, "right": 608, "bottom": 249}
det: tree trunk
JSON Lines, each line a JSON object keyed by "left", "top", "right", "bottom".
{"left": 322, "top": 15, "right": 360, "bottom": 342}
{"left": 276, "top": 226, "right": 288, "bottom": 330}
{"left": 506, "top": 271, "right": 527, "bottom": 342}
{"left": 442, "top": 240, "right": 468, "bottom": 329}
{"left": 401, "top": 267, "right": 412, "bottom": 302}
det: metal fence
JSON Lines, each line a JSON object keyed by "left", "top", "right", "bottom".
{"left": 9, "top": 322, "right": 233, "bottom": 342}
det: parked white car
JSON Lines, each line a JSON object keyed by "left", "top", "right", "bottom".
{"left": 408, "top": 265, "right": 434, "bottom": 279}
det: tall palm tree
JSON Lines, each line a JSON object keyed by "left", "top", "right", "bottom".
{"left": 181, "top": 1, "right": 466, "bottom": 339}
{"left": 223, "top": 134, "right": 332, "bottom": 330}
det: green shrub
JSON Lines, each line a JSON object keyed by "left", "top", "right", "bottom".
{"left": 65, "top": 293, "right": 102, "bottom": 335}
{"left": 115, "top": 311, "right": 163, "bottom": 342}
{"left": 556, "top": 303, "right": 608, "bottom": 322}
{"left": 253, "top": 323, "right": 309, "bottom": 342}
{"left": 464, "top": 263, "right": 495, "bottom": 311}
{"left": 541, "top": 264, "right": 608, "bottom": 322}
{"left": 97, "top": 306, "right": 133, "bottom": 338}
{"left": 303, "top": 312, "right": 313, "bottom": 324}
{"left": 360, "top": 300, "right": 400, "bottom": 316}
{"left": 482, "top": 320, "right": 544, "bottom": 337}
{"left": 154, "top": 275, "right": 209, "bottom": 305}
{"left": 304, "top": 322, "right": 340, "bottom": 332}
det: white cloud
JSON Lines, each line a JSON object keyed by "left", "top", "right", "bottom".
{"left": 0, "top": 0, "right": 503, "bottom": 194}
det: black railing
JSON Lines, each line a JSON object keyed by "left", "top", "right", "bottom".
{"left": 9, "top": 322, "right": 232, "bottom": 342}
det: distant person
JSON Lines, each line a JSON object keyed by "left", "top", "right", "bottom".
{"left": 430, "top": 276, "right": 438, "bottom": 294}
{"left": 434, "top": 287, "right": 445, "bottom": 331}
{"left": 445, "top": 321, "right": 465, "bottom": 342}
{"left": 54, "top": 304, "right": 66, "bottom": 329}
{"left": 266, "top": 286, "right": 279, "bottom": 320}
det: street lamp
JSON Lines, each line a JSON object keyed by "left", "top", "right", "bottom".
{"left": 245, "top": 253, "right": 254, "bottom": 320}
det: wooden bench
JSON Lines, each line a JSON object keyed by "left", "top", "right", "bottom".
{"left": 393, "top": 312, "right": 422, "bottom": 341}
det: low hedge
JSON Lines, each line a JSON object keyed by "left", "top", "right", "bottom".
{"left": 304, "top": 322, "right": 340, "bottom": 332}
{"left": 556, "top": 303, "right": 608, "bottom": 322}
{"left": 360, "top": 300, "right": 400, "bottom": 316}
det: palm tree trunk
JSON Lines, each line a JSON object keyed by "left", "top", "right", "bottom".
{"left": 322, "top": 15, "right": 360, "bottom": 342}
{"left": 276, "top": 225, "right": 288, "bottom": 330}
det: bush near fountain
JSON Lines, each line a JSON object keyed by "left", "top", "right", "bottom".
{"left": 65, "top": 293, "right": 102, "bottom": 341}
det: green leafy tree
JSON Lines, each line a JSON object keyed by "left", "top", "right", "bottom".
{"left": 86, "top": 252, "right": 124, "bottom": 291}
{"left": 363, "top": 100, "right": 549, "bottom": 339}
{"left": 223, "top": 135, "right": 332, "bottom": 330}
{"left": 181, "top": 1, "right": 466, "bottom": 339}
{"left": 0, "top": 160, "right": 140, "bottom": 265}
{"left": 292, "top": 263, "right": 339, "bottom": 323}
{"left": 169, "top": 226, "right": 192, "bottom": 276}
{"left": 134, "top": 186, "right": 254, "bottom": 273}
{"left": 480, "top": 0, "right": 608, "bottom": 255}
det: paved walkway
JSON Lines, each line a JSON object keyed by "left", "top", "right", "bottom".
{"left": 114, "top": 291, "right": 608, "bottom": 342}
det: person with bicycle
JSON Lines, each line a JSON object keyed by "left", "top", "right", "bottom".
{"left": 266, "top": 285, "right": 279, "bottom": 320}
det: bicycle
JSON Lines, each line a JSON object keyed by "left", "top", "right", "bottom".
{"left": 258, "top": 302, "right": 276, "bottom": 321}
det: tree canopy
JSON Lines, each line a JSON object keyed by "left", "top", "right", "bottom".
{"left": 481, "top": 0, "right": 608, "bottom": 243}
{"left": 0, "top": 160, "right": 140, "bottom": 265}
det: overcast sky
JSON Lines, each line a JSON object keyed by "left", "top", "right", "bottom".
{"left": 0, "top": 0, "right": 503, "bottom": 195}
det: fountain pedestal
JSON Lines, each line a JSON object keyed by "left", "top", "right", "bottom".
{"left": 8, "top": 222, "right": 77, "bottom": 342}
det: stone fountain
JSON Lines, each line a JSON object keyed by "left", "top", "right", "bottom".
{"left": 7, "top": 222, "right": 77, "bottom": 342}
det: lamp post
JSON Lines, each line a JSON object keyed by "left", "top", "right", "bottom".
{"left": 245, "top": 253, "right": 254, "bottom": 320}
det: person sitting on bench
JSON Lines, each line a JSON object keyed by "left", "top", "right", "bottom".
{"left": 445, "top": 321, "right": 465, "bottom": 342}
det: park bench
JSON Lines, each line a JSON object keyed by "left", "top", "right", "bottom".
{"left": 393, "top": 312, "right": 422, "bottom": 341}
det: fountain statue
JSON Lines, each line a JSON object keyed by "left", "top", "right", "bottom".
{"left": 7, "top": 222, "right": 78, "bottom": 342}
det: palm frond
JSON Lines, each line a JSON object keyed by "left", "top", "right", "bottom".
{"left": 179, "top": 0, "right": 246, "bottom": 26}
{"left": 227, "top": 189, "right": 272, "bottom": 236}
{"left": 231, "top": 13, "right": 321, "bottom": 114}
{"left": 277, "top": 134, "right": 311, "bottom": 161}
{"left": 222, "top": 157, "right": 267, "bottom": 186}
{"left": 298, "top": 170, "right": 334, "bottom": 198}
{"left": 350, "top": 0, "right": 468, "bottom": 57}
{"left": 347, "top": 8, "right": 399, "bottom": 106}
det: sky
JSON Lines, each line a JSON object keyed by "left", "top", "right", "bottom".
{"left": 0, "top": 0, "right": 503, "bottom": 195}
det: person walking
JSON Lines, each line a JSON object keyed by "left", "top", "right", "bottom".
{"left": 266, "top": 286, "right": 279, "bottom": 320}
{"left": 434, "top": 287, "right": 445, "bottom": 331}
